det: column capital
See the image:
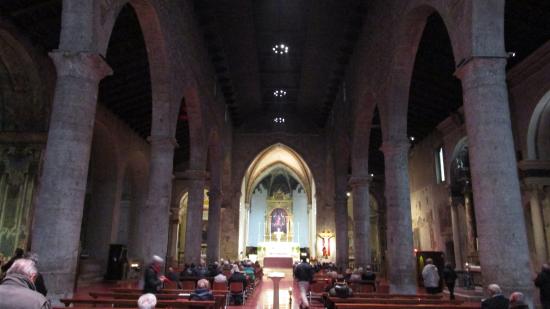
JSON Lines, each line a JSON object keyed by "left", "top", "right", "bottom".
{"left": 348, "top": 176, "right": 371, "bottom": 188}
{"left": 380, "top": 139, "right": 410, "bottom": 155}
{"left": 147, "top": 135, "right": 179, "bottom": 148}
{"left": 49, "top": 50, "right": 112, "bottom": 81}
{"left": 454, "top": 56, "right": 507, "bottom": 87}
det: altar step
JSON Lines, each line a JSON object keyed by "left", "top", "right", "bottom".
{"left": 263, "top": 256, "right": 294, "bottom": 268}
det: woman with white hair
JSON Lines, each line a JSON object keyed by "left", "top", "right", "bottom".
{"left": 138, "top": 293, "right": 157, "bottom": 309}
{"left": 189, "top": 279, "right": 214, "bottom": 301}
{"left": 0, "top": 258, "right": 51, "bottom": 309}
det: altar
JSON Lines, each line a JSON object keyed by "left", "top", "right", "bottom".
{"left": 256, "top": 189, "right": 301, "bottom": 266}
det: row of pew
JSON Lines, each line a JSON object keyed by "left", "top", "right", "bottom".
{"left": 54, "top": 278, "right": 261, "bottom": 309}
{"left": 307, "top": 273, "right": 480, "bottom": 309}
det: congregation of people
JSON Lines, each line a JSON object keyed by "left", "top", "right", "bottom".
{"left": 141, "top": 255, "right": 263, "bottom": 306}
{"left": 4, "top": 247, "right": 550, "bottom": 309}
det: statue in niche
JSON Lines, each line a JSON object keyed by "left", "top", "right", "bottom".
{"left": 271, "top": 208, "right": 287, "bottom": 233}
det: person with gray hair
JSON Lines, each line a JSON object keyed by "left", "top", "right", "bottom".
{"left": 509, "top": 292, "right": 529, "bottom": 309}
{"left": 137, "top": 293, "right": 157, "bottom": 309}
{"left": 143, "top": 255, "right": 167, "bottom": 294}
{"left": 0, "top": 258, "right": 51, "bottom": 309}
{"left": 24, "top": 252, "right": 48, "bottom": 296}
{"left": 189, "top": 278, "right": 214, "bottom": 301}
{"left": 481, "top": 283, "right": 509, "bottom": 309}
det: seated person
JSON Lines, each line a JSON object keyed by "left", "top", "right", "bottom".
{"left": 349, "top": 268, "right": 362, "bottom": 282}
{"left": 195, "top": 261, "right": 209, "bottom": 278}
{"left": 481, "top": 284, "right": 509, "bottom": 309}
{"left": 329, "top": 275, "right": 353, "bottom": 298}
{"left": 243, "top": 262, "right": 255, "bottom": 281}
{"left": 166, "top": 267, "right": 181, "bottom": 289}
{"left": 361, "top": 265, "right": 376, "bottom": 281}
{"left": 229, "top": 265, "right": 248, "bottom": 305}
{"left": 181, "top": 263, "right": 196, "bottom": 278}
{"left": 138, "top": 293, "right": 157, "bottom": 309}
{"left": 509, "top": 292, "right": 528, "bottom": 309}
{"left": 189, "top": 279, "right": 214, "bottom": 301}
{"left": 361, "top": 264, "right": 377, "bottom": 291}
{"left": 214, "top": 271, "right": 228, "bottom": 283}
{"left": 343, "top": 268, "right": 353, "bottom": 281}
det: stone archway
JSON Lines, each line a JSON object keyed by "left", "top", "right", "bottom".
{"left": 239, "top": 143, "right": 317, "bottom": 264}
{"left": 527, "top": 90, "right": 550, "bottom": 160}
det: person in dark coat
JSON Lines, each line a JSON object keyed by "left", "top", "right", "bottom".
{"left": 189, "top": 279, "right": 214, "bottom": 301}
{"left": 442, "top": 263, "right": 458, "bottom": 300}
{"left": 1, "top": 248, "right": 24, "bottom": 273}
{"left": 481, "top": 284, "right": 509, "bottom": 309}
{"left": 361, "top": 264, "right": 377, "bottom": 291}
{"left": 0, "top": 258, "right": 51, "bottom": 309}
{"left": 143, "top": 255, "right": 167, "bottom": 294}
{"left": 228, "top": 265, "right": 247, "bottom": 305}
{"left": 535, "top": 263, "right": 550, "bottom": 309}
{"left": 294, "top": 259, "right": 314, "bottom": 308}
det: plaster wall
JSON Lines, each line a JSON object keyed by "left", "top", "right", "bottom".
{"left": 408, "top": 133, "right": 450, "bottom": 253}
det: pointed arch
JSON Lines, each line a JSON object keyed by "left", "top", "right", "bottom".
{"left": 380, "top": 5, "right": 459, "bottom": 142}
{"left": 243, "top": 143, "right": 315, "bottom": 204}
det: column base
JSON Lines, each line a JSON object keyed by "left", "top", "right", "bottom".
{"left": 42, "top": 271, "right": 76, "bottom": 305}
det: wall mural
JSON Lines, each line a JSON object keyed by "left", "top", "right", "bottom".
{"left": 0, "top": 145, "right": 41, "bottom": 260}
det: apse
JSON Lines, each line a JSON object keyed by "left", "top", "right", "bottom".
{"left": 238, "top": 143, "right": 317, "bottom": 264}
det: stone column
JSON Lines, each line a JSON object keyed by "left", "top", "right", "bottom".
{"left": 449, "top": 197, "right": 463, "bottom": 269}
{"left": 30, "top": 51, "right": 111, "bottom": 299}
{"left": 334, "top": 195, "right": 349, "bottom": 270}
{"left": 206, "top": 189, "right": 223, "bottom": 263}
{"left": 457, "top": 57, "right": 534, "bottom": 301}
{"left": 529, "top": 184, "right": 547, "bottom": 268}
{"left": 350, "top": 177, "right": 371, "bottom": 268}
{"left": 381, "top": 139, "right": 416, "bottom": 294}
{"left": 141, "top": 136, "right": 176, "bottom": 262}
{"left": 183, "top": 170, "right": 205, "bottom": 264}
{"left": 463, "top": 189, "right": 477, "bottom": 259}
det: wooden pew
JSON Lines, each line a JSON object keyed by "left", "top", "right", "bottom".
{"left": 335, "top": 304, "right": 480, "bottom": 309}
{"left": 350, "top": 293, "right": 443, "bottom": 299}
{"left": 59, "top": 298, "right": 215, "bottom": 308}
{"left": 111, "top": 288, "right": 228, "bottom": 294}
{"left": 88, "top": 292, "right": 226, "bottom": 309}
{"left": 327, "top": 296, "right": 465, "bottom": 307}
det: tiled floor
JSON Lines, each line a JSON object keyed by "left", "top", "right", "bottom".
{"left": 228, "top": 268, "right": 324, "bottom": 309}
